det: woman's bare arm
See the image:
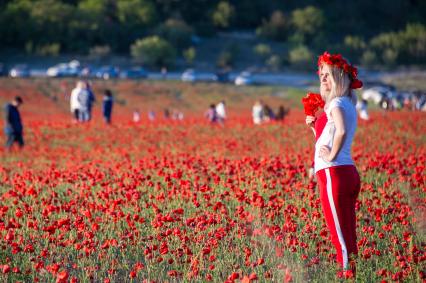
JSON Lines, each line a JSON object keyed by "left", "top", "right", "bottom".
{"left": 319, "top": 107, "right": 346, "bottom": 161}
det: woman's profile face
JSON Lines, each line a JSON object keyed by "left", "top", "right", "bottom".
{"left": 319, "top": 64, "right": 332, "bottom": 96}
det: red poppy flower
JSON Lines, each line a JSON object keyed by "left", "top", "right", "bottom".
{"left": 302, "top": 93, "right": 325, "bottom": 116}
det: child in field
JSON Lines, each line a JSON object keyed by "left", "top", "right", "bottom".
{"left": 133, "top": 109, "right": 141, "bottom": 123}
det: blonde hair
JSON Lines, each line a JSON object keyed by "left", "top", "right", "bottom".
{"left": 321, "top": 64, "right": 356, "bottom": 105}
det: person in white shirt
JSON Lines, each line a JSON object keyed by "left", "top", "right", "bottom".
{"left": 309, "top": 52, "right": 362, "bottom": 276}
{"left": 216, "top": 101, "right": 226, "bottom": 123}
{"left": 356, "top": 98, "right": 369, "bottom": 121}
{"left": 252, "top": 101, "right": 263, "bottom": 125}
{"left": 133, "top": 109, "right": 141, "bottom": 123}
{"left": 70, "top": 81, "right": 85, "bottom": 122}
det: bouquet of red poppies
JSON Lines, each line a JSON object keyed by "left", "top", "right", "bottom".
{"left": 302, "top": 92, "right": 325, "bottom": 116}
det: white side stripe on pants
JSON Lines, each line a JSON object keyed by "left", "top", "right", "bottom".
{"left": 325, "top": 168, "right": 348, "bottom": 269}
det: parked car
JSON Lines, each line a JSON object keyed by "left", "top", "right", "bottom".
{"left": 47, "top": 63, "right": 71, "bottom": 77}
{"left": 47, "top": 60, "right": 81, "bottom": 77}
{"left": 79, "top": 66, "right": 95, "bottom": 78}
{"left": 119, "top": 67, "right": 148, "bottom": 79}
{"left": 95, "top": 66, "right": 119, "bottom": 80}
{"left": 362, "top": 86, "right": 396, "bottom": 105}
{"left": 234, "top": 71, "right": 253, "bottom": 86}
{"left": 0, "top": 63, "right": 7, "bottom": 77}
{"left": 181, "top": 69, "right": 198, "bottom": 83}
{"left": 9, "top": 65, "right": 30, "bottom": 78}
{"left": 213, "top": 70, "right": 230, "bottom": 83}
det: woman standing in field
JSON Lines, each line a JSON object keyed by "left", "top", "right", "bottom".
{"left": 307, "top": 52, "right": 363, "bottom": 277}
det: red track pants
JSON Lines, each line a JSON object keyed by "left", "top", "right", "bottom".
{"left": 316, "top": 165, "right": 360, "bottom": 269}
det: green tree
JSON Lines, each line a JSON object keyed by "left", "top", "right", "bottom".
{"left": 78, "top": 0, "right": 121, "bottom": 51}
{"left": 183, "top": 47, "right": 196, "bottom": 65}
{"left": 212, "top": 1, "right": 235, "bottom": 28}
{"left": 253, "top": 44, "right": 271, "bottom": 59}
{"left": 116, "top": 0, "right": 157, "bottom": 50}
{"left": 289, "top": 45, "right": 314, "bottom": 70}
{"left": 344, "top": 36, "right": 366, "bottom": 52}
{"left": 400, "top": 23, "right": 426, "bottom": 62}
{"left": 382, "top": 48, "right": 398, "bottom": 67}
{"left": 343, "top": 35, "right": 366, "bottom": 63}
{"left": 291, "top": 6, "right": 324, "bottom": 44}
{"left": 256, "top": 10, "right": 288, "bottom": 41}
{"left": 361, "top": 50, "right": 378, "bottom": 68}
{"left": 0, "top": 0, "right": 34, "bottom": 48}
{"left": 29, "top": 0, "right": 75, "bottom": 45}
{"left": 217, "top": 44, "right": 239, "bottom": 68}
{"left": 117, "top": 0, "right": 156, "bottom": 26}
{"left": 156, "top": 18, "right": 193, "bottom": 50}
{"left": 266, "top": 54, "right": 282, "bottom": 70}
{"left": 130, "top": 36, "right": 176, "bottom": 67}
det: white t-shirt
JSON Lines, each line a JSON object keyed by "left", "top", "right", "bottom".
{"left": 70, "top": 88, "right": 82, "bottom": 112}
{"left": 216, "top": 102, "right": 226, "bottom": 119}
{"left": 252, "top": 104, "right": 263, "bottom": 124}
{"left": 315, "top": 96, "right": 357, "bottom": 173}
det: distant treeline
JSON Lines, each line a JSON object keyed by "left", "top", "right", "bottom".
{"left": 0, "top": 0, "right": 425, "bottom": 68}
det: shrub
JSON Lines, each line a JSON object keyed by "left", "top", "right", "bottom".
{"left": 291, "top": 6, "right": 324, "bottom": 44}
{"left": 89, "top": 45, "right": 111, "bottom": 58}
{"left": 399, "top": 23, "right": 426, "bottom": 63}
{"left": 367, "top": 23, "right": 426, "bottom": 65}
{"left": 256, "top": 10, "right": 288, "bottom": 41}
{"left": 217, "top": 51, "right": 234, "bottom": 68}
{"left": 130, "top": 36, "right": 176, "bottom": 67}
{"left": 266, "top": 55, "right": 282, "bottom": 70}
{"left": 36, "top": 43, "right": 61, "bottom": 56}
{"left": 382, "top": 48, "right": 398, "bottom": 67}
{"left": 289, "top": 45, "right": 314, "bottom": 70}
{"left": 212, "top": 1, "right": 235, "bottom": 28}
{"left": 361, "top": 50, "right": 378, "bottom": 68}
{"left": 183, "top": 47, "right": 196, "bottom": 65}
{"left": 343, "top": 35, "right": 366, "bottom": 61}
{"left": 156, "top": 19, "right": 193, "bottom": 50}
{"left": 253, "top": 44, "right": 271, "bottom": 59}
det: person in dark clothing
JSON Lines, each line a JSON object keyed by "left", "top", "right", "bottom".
{"left": 4, "top": 96, "right": 24, "bottom": 149}
{"left": 164, "top": 108, "right": 170, "bottom": 119}
{"left": 205, "top": 104, "right": 218, "bottom": 123}
{"left": 276, "top": 105, "right": 289, "bottom": 121}
{"left": 102, "top": 89, "right": 113, "bottom": 124}
{"left": 263, "top": 104, "right": 275, "bottom": 121}
{"left": 86, "top": 81, "right": 96, "bottom": 121}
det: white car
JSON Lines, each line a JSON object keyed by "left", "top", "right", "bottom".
{"left": 181, "top": 69, "right": 198, "bottom": 83}
{"left": 9, "top": 65, "right": 30, "bottom": 78}
{"left": 47, "top": 60, "right": 81, "bottom": 77}
{"left": 362, "top": 86, "right": 395, "bottom": 105}
{"left": 234, "top": 72, "right": 253, "bottom": 86}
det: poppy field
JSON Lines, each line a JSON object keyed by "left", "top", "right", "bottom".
{"left": 0, "top": 79, "right": 425, "bottom": 282}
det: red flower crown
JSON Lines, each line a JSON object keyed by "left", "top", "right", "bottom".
{"left": 318, "top": 52, "right": 363, "bottom": 89}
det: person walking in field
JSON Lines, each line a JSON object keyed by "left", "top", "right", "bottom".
{"left": 133, "top": 109, "right": 141, "bottom": 123}
{"left": 102, "top": 89, "right": 114, "bottom": 124}
{"left": 216, "top": 100, "right": 226, "bottom": 123}
{"left": 305, "top": 52, "right": 363, "bottom": 278}
{"left": 205, "top": 104, "right": 218, "bottom": 123}
{"left": 356, "top": 98, "right": 369, "bottom": 121}
{"left": 86, "top": 81, "right": 96, "bottom": 121}
{"left": 4, "top": 96, "right": 24, "bottom": 150}
{"left": 70, "top": 81, "right": 91, "bottom": 123}
{"left": 276, "top": 105, "right": 289, "bottom": 121}
{"left": 77, "top": 82, "right": 91, "bottom": 122}
{"left": 252, "top": 100, "right": 264, "bottom": 125}
{"left": 70, "top": 81, "right": 84, "bottom": 122}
